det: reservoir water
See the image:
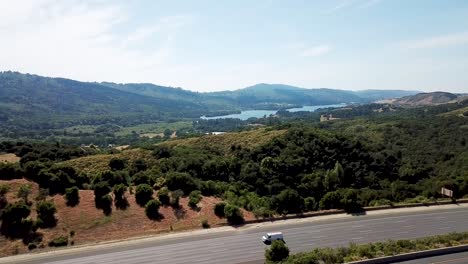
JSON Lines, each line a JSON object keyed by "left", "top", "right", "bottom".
{"left": 200, "top": 103, "right": 346, "bottom": 120}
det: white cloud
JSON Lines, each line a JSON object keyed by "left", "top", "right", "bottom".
{"left": 0, "top": 0, "right": 193, "bottom": 85}
{"left": 300, "top": 45, "right": 332, "bottom": 57}
{"left": 399, "top": 32, "right": 468, "bottom": 49}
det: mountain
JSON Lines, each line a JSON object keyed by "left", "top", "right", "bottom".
{"left": 393, "top": 92, "right": 460, "bottom": 106}
{"left": 0, "top": 71, "right": 421, "bottom": 130}
{"left": 0, "top": 72, "right": 209, "bottom": 129}
{"left": 208, "top": 84, "right": 420, "bottom": 108}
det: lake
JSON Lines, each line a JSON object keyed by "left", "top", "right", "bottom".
{"left": 200, "top": 103, "right": 346, "bottom": 120}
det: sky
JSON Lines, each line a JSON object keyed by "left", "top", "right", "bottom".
{"left": 1, "top": 0, "right": 468, "bottom": 92}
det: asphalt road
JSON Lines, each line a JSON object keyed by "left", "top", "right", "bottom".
{"left": 396, "top": 251, "right": 468, "bottom": 264}
{"left": 2, "top": 205, "right": 468, "bottom": 264}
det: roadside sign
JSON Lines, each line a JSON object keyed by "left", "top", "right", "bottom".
{"left": 441, "top": 187, "right": 453, "bottom": 197}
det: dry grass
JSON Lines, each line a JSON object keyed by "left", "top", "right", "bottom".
{"left": 0, "top": 179, "right": 255, "bottom": 257}
{"left": 59, "top": 149, "right": 154, "bottom": 175}
{"left": 0, "top": 153, "right": 20, "bottom": 163}
{"left": 162, "top": 128, "right": 286, "bottom": 153}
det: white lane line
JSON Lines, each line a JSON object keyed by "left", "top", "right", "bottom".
{"left": 359, "top": 230, "right": 374, "bottom": 233}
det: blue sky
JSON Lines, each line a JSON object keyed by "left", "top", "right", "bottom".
{"left": 1, "top": 0, "right": 467, "bottom": 92}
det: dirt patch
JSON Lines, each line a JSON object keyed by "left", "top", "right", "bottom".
{"left": 0, "top": 153, "right": 20, "bottom": 163}
{"left": 114, "top": 145, "right": 129, "bottom": 151}
{"left": 0, "top": 179, "right": 255, "bottom": 257}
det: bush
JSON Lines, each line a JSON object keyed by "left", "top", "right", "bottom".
{"left": 165, "top": 172, "right": 199, "bottom": 194}
{"left": 157, "top": 187, "right": 170, "bottom": 205}
{"left": 145, "top": 199, "right": 161, "bottom": 220}
{"left": 265, "top": 240, "right": 289, "bottom": 263}
{"left": 304, "top": 197, "right": 317, "bottom": 211}
{"left": 135, "top": 184, "right": 154, "bottom": 207}
{"left": 113, "top": 184, "right": 129, "bottom": 209}
{"left": 170, "top": 189, "right": 184, "bottom": 208}
{"left": 214, "top": 202, "right": 226, "bottom": 217}
{"left": 94, "top": 181, "right": 111, "bottom": 198}
{"left": 48, "top": 235, "right": 68, "bottom": 247}
{"left": 224, "top": 204, "right": 244, "bottom": 225}
{"left": 36, "top": 200, "right": 57, "bottom": 228}
{"left": 188, "top": 190, "right": 202, "bottom": 208}
{"left": 98, "top": 194, "right": 113, "bottom": 215}
{"left": 0, "top": 201, "right": 33, "bottom": 238}
{"left": 201, "top": 219, "right": 210, "bottom": 228}
{"left": 65, "top": 187, "right": 80, "bottom": 207}
{"left": 109, "top": 158, "right": 126, "bottom": 171}
{"left": 17, "top": 184, "right": 32, "bottom": 203}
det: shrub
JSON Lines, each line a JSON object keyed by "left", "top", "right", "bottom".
{"left": 265, "top": 240, "right": 289, "bottom": 262}
{"left": 157, "top": 187, "right": 170, "bottom": 205}
{"left": 109, "top": 158, "right": 126, "bottom": 171}
{"left": 214, "top": 202, "right": 226, "bottom": 217}
{"left": 201, "top": 219, "right": 210, "bottom": 228}
{"left": 48, "top": 235, "right": 68, "bottom": 247}
{"left": 170, "top": 189, "right": 184, "bottom": 208}
{"left": 36, "top": 200, "right": 57, "bottom": 228}
{"left": 165, "top": 172, "right": 199, "bottom": 194}
{"left": 113, "top": 184, "right": 128, "bottom": 209}
{"left": 94, "top": 181, "right": 111, "bottom": 198}
{"left": 224, "top": 204, "right": 244, "bottom": 225}
{"left": 0, "top": 201, "right": 33, "bottom": 238}
{"left": 145, "top": 199, "right": 161, "bottom": 220}
{"left": 188, "top": 190, "right": 202, "bottom": 208}
{"left": 304, "top": 197, "right": 317, "bottom": 211}
{"left": 135, "top": 184, "right": 153, "bottom": 207}
{"left": 65, "top": 187, "right": 80, "bottom": 207}
{"left": 98, "top": 194, "right": 113, "bottom": 215}
{"left": 17, "top": 184, "right": 32, "bottom": 203}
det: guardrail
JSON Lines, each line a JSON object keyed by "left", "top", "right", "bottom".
{"left": 346, "top": 244, "right": 468, "bottom": 264}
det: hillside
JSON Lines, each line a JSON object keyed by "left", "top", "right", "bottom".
{"left": 394, "top": 92, "right": 459, "bottom": 106}
{"left": 208, "top": 84, "right": 419, "bottom": 108}
{"left": 0, "top": 72, "right": 420, "bottom": 133}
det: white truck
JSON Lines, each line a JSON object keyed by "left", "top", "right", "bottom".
{"left": 262, "top": 232, "right": 284, "bottom": 244}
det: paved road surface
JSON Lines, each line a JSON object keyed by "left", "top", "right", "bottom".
{"left": 396, "top": 251, "right": 468, "bottom": 264}
{"left": 2, "top": 205, "right": 468, "bottom": 264}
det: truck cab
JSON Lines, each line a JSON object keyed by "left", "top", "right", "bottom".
{"left": 262, "top": 232, "right": 284, "bottom": 244}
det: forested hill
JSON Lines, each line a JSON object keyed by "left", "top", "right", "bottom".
{"left": 0, "top": 71, "right": 419, "bottom": 129}
{"left": 208, "top": 83, "right": 419, "bottom": 108}
{"left": 0, "top": 72, "right": 211, "bottom": 129}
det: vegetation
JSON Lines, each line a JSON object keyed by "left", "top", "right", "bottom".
{"left": 48, "top": 235, "right": 68, "bottom": 247}
{"left": 265, "top": 240, "right": 290, "bottom": 263}
{"left": 145, "top": 199, "right": 161, "bottom": 220}
{"left": 135, "top": 184, "right": 154, "bottom": 207}
{"left": 281, "top": 232, "right": 468, "bottom": 263}
{"left": 36, "top": 200, "right": 57, "bottom": 228}
{"left": 64, "top": 187, "right": 80, "bottom": 207}
{"left": 188, "top": 190, "right": 202, "bottom": 208}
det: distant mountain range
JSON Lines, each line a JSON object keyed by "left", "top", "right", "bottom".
{"left": 392, "top": 92, "right": 463, "bottom": 106}
{"left": 0, "top": 71, "right": 421, "bottom": 128}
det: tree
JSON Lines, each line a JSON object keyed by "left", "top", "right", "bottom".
{"left": 145, "top": 199, "right": 161, "bottom": 220}
{"left": 135, "top": 184, "right": 153, "bottom": 207}
{"left": 17, "top": 184, "right": 32, "bottom": 204}
{"left": 214, "top": 202, "right": 226, "bottom": 217}
{"left": 265, "top": 240, "right": 289, "bottom": 263}
{"left": 224, "top": 204, "right": 244, "bottom": 225}
{"left": 272, "top": 188, "right": 303, "bottom": 215}
{"left": 165, "top": 172, "right": 199, "bottom": 194}
{"left": 319, "top": 191, "right": 343, "bottom": 210}
{"left": 109, "top": 158, "right": 126, "bottom": 171}
{"left": 157, "top": 187, "right": 170, "bottom": 205}
{"left": 170, "top": 189, "right": 184, "bottom": 208}
{"left": 94, "top": 181, "right": 112, "bottom": 214}
{"left": 36, "top": 200, "right": 57, "bottom": 228}
{"left": 304, "top": 197, "right": 317, "bottom": 212}
{"left": 188, "top": 190, "right": 202, "bottom": 208}
{"left": 65, "top": 187, "right": 80, "bottom": 207}
{"left": 0, "top": 201, "right": 33, "bottom": 238}
{"left": 113, "top": 184, "right": 129, "bottom": 209}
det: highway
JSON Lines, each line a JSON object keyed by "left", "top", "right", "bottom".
{"left": 1, "top": 205, "right": 467, "bottom": 264}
